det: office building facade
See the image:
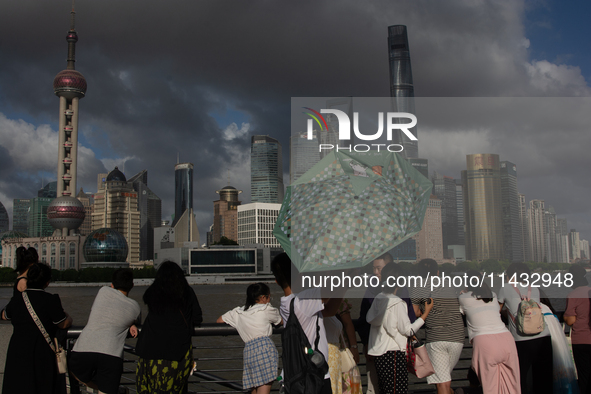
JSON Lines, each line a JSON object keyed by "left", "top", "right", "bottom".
{"left": 432, "top": 172, "right": 459, "bottom": 252}
{"left": 12, "top": 199, "right": 30, "bottom": 234}
{"left": 290, "top": 131, "right": 320, "bottom": 184}
{"left": 412, "top": 195, "right": 443, "bottom": 263}
{"left": 527, "top": 199, "right": 546, "bottom": 263}
{"left": 213, "top": 186, "right": 242, "bottom": 243}
{"left": 128, "top": 170, "right": 162, "bottom": 260}
{"left": 92, "top": 167, "right": 140, "bottom": 265}
{"left": 462, "top": 154, "right": 504, "bottom": 261}
{"left": 237, "top": 202, "right": 282, "bottom": 248}
{"left": 454, "top": 179, "right": 465, "bottom": 246}
{"left": 251, "top": 135, "right": 284, "bottom": 203}
{"left": 0, "top": 201, "right": 8, "bottom": 233}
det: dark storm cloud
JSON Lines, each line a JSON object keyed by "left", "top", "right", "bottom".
{"left": 0, "top": 0, "right": 589, "bottom": 240}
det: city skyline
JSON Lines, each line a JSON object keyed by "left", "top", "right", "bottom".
{"left": 0, "top": 1, "right": 590, "bottom": 243}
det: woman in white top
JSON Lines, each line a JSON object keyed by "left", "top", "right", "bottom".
{"left": 217, "top": 283, "right": 282, "bottom": 394}
{"left": 459, "top": 270, "right": 520, "bottom": 394}
{"left": 367, "top": 263, "right": 434, "bottom": 394}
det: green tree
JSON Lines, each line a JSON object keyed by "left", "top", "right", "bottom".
{"left": 212, "top": 236, "right": 239, "bottom": 246}
{"left": 480, "top": 259, "right": 503, "bottom": 273}
{"left": 455, "top": 260, "right": 480, "bottom": 272}
{"left": 439, "top": 263, "right": 456, "bottom": 274}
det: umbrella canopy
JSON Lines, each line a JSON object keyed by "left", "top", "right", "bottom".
{"left": 273, "top": 150, "right": 432, "bottom": 273}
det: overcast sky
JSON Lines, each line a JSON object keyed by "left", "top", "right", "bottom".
{"left": 0, "top": 0, "right": 590, "bottom": 244}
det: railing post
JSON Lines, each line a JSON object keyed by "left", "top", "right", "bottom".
{"left": 66, "top": 338, "right": 81, "bottom": 394}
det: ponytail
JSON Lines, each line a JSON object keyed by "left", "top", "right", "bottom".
{"left": 244, "top": 282, "right": 270, "bottom": 311}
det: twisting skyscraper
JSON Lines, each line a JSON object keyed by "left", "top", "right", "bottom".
{"left": 388, "top": 25, "right": 418, "bottom": 159}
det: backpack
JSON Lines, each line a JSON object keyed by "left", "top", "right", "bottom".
{"left": 509, "top": 285, "right": 545, "bottom": 336}
{"left": 281, "top": 298, "right": 329, "bottom": 394}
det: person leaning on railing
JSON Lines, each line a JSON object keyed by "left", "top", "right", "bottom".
{"left": 134, "top": 261, "right": 203, "bottom": 394}
{"left": 1, "top": 262, "right": 73, "bottom": 394}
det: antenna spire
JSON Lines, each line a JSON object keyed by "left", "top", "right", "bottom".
{"left": 70, "top": 0, "right": 76, "bottom": 30}
{"left": 66, "top": 0, "right": 78, "bottom": 70}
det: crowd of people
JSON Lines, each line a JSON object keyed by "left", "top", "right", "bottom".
{"left": 1, "top": 248, "right": 590, "bottom": 394}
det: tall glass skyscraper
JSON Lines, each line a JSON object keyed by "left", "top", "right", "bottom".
{"left": 173, "top": 163, "right": 193, "bottom": 227}
{"left": 290, "top": 131, "right": 320, "bottom": 184}
{"left": 0, "top": 201, "right": 8, "bottom": 233}
{"left": 462, "top": 154, "right": 504, "bottom": 260}
{"left": 388, "top": 25, "right": 418, "bottom": 159}
{"left": 251, "top": 135, "right": 284, "bottom": 204}
{"left": 432, "top": 172, "right": 459, "bottom": 251}
{"left": 500, "top": 161, "right": 523, "bottom": 262}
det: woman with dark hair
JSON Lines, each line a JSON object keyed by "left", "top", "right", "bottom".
{"left": 564, "top": 264, "right": 591, "bottom": 393}
{"left": 498, "top": 262, "right": 552, "bottom": 394}
{"left": 135, "top": 261, "right": 203, "bottom": 394}
{"left": 13, "top": 246, "right": 38, "bottom": 293}
{"left": 1, "top": 262, "right": 73, "bottom": 393}
{"left": 217, "top": 283, "right": 281, "bottom": 394}
{"left": 459, "top": 270, "right": 520, "bottom": 393}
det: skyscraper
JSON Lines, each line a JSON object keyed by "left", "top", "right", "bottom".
{"left": 500, "top": 161, "right": 523, "bottom": 262}
{"left": 290, "top": 131, "right": 320, "bottom": 184}
{"left": 92, "top": 167, "right": 140, "bottom": 265}
{"left": 544, "top": 207, "right": 558, "bottom": 263}
{"left": 28, "top": 197, "right": 54, "bottom": 237}
{"left": 412, "top": 195, "right": 444, "bottom": 263}
{"left": 462, "top": 154, "right": 504, "bottom": 260}
{"left": 128, "top": 170, "right": 162, "bottom": 260}
{"left": 251, "top": 135, "right": 284, "bottom": 203}
{"left": 38, "top": 181, "right": 57, "bottom": 198}
{"left": 173, "top": 163, "right": 193, "bottom": 227}
{"left": 76, "top": 188, "right": 93, "bottom": 236}
{"left": 431, "top": 172, "right": 459, "bottom": 252}
{"left": 569, "top": 230, "right": 581, "bottom": 261}
{"left": 12, "top": 199, "right": 30, "bottom": 234}
{"left": 518, "top": 193, "right": 530, "bottom": 261}
{"left": 0, "top": 201, "right": 8, "bottom": 233}
{"left": 527, "top": 199, "right": 546, "bottom": 263}
{"left": 213, "top": 186, "right": 242, "bottom": 243}
{"left": 455, "top": 179, "right": 465, "bottom": 246}
{"left": 388, "top": 25, "right": 418, "bottom": 159}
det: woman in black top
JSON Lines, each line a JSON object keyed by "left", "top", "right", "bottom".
{"left": 1, "top": 263, "right": 73, "bottom": 394}
{"left": 135, "top": 261, "right": 203, "bottom": 394}
{"left": 13, "top": 246, "right": 38, "bottom": 294}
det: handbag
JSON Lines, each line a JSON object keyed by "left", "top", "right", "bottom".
{"left": 22, "top": 292, "right": 68, "bottom": 374}
{"left": 406, "top": 331, "right": 435, "bottom": 379}
{"left": 542, "top": 305, "right": 579, "bottom": 394}
{"left": 339, "top": 332, "right": 356, "bottom": 373}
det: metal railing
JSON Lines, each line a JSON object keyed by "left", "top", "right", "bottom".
{"left": 65, "top": 322, "right": 473, "bottom": 394}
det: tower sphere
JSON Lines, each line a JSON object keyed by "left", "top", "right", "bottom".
{"left": 47, "top": 196, "right": 85, "bottom": 231}
{"left": 53, "top": 69, "right": 87, "bottom": 99}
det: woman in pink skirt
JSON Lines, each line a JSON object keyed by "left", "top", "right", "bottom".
{"left": 459, "top": 270, "right": 520, "bottom": 394}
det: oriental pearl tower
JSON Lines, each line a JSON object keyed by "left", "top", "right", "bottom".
{"left": 47, "top": 2, "right": 87, "bottom": 237}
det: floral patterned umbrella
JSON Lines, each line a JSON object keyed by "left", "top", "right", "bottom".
{"left": 273, "top": 150, "right": 432, "bottom": 273}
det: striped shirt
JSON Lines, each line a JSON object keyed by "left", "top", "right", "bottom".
{"left": 410, "top": 283, "right": 465, "bottom": 344}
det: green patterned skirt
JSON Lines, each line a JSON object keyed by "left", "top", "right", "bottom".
{"left": 136, "top": 347, "right": 194, "bottom": 394}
